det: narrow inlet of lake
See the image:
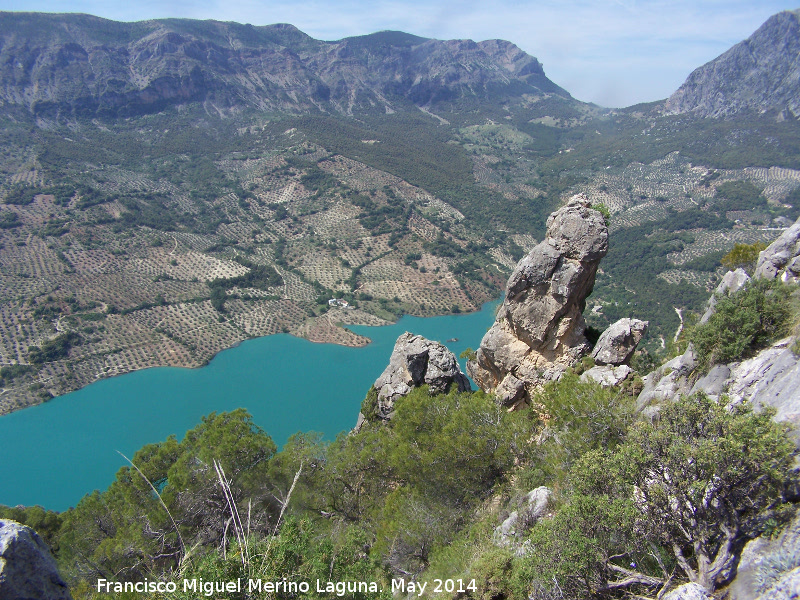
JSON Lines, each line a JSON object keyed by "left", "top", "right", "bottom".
{"left": 0, "top": 300, "right": 499, "bottom": 511}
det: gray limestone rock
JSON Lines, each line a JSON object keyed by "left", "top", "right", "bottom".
{"left": 689, "top": 364, "right": 732, "bottom": 399}
{"left": 371, "top": 332, "right": 470, "bottom": 420}
{"left": 591, "top": 318, "right": 648, "bottom": 365}
{"left": 755, "top": 217, "right": 800, "bottom": 282}
{"left": 469, "top": 195, "right": 608, "bottom": 404}
{"left": 495, "top": 373, "right": 527, "bottom": 407}
{"left": 662, "top": 583, "right": 714, "bottom": 600}
{"left": 493, "top": 486, "right": 552, "bottom": 550}
{"left": 726, "top": 337, "right": 800, "bottom": 447}
{"left": 755, "top": 567, "right": 800, "bottom": 600}
{"left": 730, "top": 507, "right": 800, "bottom": 600}
{"left": 636, "top": 345, "right": 698, "bottom": 413}
{"left": 700, "top": 268, "right": 750, "bottom": 324}
{"left": 581, "top": 364, "right": 633, "bottom": 387}
{"left": 637, "top": 336, "right": 800, "bottom": 447}
{"left": 0, "top": 519, "right": 72, "bottom": 600}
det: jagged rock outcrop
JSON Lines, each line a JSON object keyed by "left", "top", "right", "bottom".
{"left": 700, "top": 268, "right": 750, "bottom": 323}
{"left": 367, "top": 332, "right": 470, "bottom": 421}
{"left": 638, "top": 335, "right": 800, "bottom": 445}
{"left": 636, "top": 345, "right": 698, "bottom": 414}
{"left": 591, "top": 318, "right": 648, "bottom": 366}
{"left": 639, "top": 240, "right": 800, "bottom": 443}
{"left": 666, "top": 10, "right": 800, "bottom": 118}
{"left": 581, "top": 364, "right": 633, "bottom": 387}
{"left": 468, "top": 195, "right": 608, "bottom": 406}
{"left": 662, "top": 583, "right": 715, "bottom": 600}
{"left": 725, "top": 338, "right": 800, "bottom": 446}
{"left": 755, "top": 217, "right": 800, "bottom": 281}
{"left": 729, "top": 507, "right": 800, "bottom": 600}
{"left": 0, "top": 520, "right": 72, "bottom": 600}
{"left": 493, "top": 486, "right": 552, "bottom": 551}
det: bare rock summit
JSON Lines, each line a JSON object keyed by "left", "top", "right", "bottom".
{"left": 368, "top": 332, "right": 470, "bottom": 421}
{"left": 468, "top": 195, "right": 608, "bottom": 406}
{"left": 666, "top": 10, "right": 800, "bottom": 118}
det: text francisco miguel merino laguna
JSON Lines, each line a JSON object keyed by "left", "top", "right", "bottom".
{"left": 97, "top": 577, "right": 478, "bottom": 596}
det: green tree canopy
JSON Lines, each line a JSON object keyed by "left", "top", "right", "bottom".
{"left": 516, "top": 394, "right": 797, "bottom": 597}
{"left": 720, "top": 241, "right": 767, "bottom": 272}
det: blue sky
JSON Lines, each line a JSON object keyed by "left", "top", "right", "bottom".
{"left": 1, "top": 0, "right": 796, "bottom": 107}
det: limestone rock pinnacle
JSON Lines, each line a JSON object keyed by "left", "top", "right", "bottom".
{"left": 468, "top": 194, "right": 608, "bottom": 406}
{"left": 370, "top": 332, "right": 470, "bottom": 420}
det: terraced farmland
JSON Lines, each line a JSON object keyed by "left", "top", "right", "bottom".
{"left": 2, "top": 100, "right": 798, "bottom": 413}
{"left": 0, "top": 134, "right": 507, "bottom": 413}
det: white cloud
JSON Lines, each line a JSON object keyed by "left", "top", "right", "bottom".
{"left": 1, "top": 0, "right": 796, "bottom": 106}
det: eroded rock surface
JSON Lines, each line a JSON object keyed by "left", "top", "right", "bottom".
{"left": 662, "top": 583, "right": 715, "bottom": 600}
{"left": 581, "top": 364, "right": 633, "bottom": 387}
{"left": 636, "top": 345, "right": 698, "bottom": 415}
{"left": 755, "top": 217, "right": 800, "bottom": 282}
{"left": 730, "top": 507, "right": 800, "bottom": 600}
{"left": 726, "top": 338, "right": 800, "bottom": 446}
{"left": 700, "top": 268, "right": 750, "bottom": 323}
{"left": 370, "top": 332, "right": 470, "bottom": 420}
{"left": 591, "top": 318, "right": 648, "bottom": 366}
{"left": 755, "top": 567, "right": 800, "bottom": 600}
{"left": 637, "top": 337, "right": 800, "bottom": 446}
{"left": 493, "top": 486, "right": 552, "bottom": 552}
{"left": 0, "top": 519, "right": 72, "bottom": 600}
{"left": 468, "top": 195, "right": 608, "bottom": 405}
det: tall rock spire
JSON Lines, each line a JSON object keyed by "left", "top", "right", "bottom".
{"left": 468, "top": 194, "right": 608, "bottom": 407}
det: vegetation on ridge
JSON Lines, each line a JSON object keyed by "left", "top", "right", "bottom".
{"left": 5, "top": 291, "right": 797, "bottom": 598}
{"left": 688, "top": 278, "right": 798, "bottom": 370}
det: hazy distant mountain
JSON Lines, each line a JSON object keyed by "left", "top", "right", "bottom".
{"left": 0, "top": 13, "right": 569, "bottom": 118}
{"left": 666, "top": 9, "right": 800, "bottom": 119}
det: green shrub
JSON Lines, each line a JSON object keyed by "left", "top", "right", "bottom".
{"left": 469, "top": 547, "right": 515, "bottom": 600}
{"left": 523, "top": 373, "right": 635, "bottom": 486}
{"left": 359, "top": 386, "right": 380, "bottom": 421}
{"left": 720, "top": 241, "right": 767, "bottom": 272}
{"left": 689, "top": 278, "right": 795, "bottom": 370}
{"left": 516, "top": 394, "right": 797, "bottom": 596}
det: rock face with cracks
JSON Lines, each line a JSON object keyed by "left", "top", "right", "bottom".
{"left": 468, "top": 195, "right": 608, "bottom": 406}
{"left": 700, "top": 268, "right": 751, "bottom": 323}
{"left": 370, "top": 332, "right": 470, "bottom": 420}
{"left": 0, "top": 519, "right": 72, "bottom": 600}
{"left": 591, "top": 318, "right": 648, "bottom": 366}
{"left": 755, "top": 216, "right": 800, "bottom": 282}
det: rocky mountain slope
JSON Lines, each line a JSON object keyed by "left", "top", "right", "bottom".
{"left": 637, "top": 221, "right": 800, "bottom": 446}
{"left": 0, "top": 13, "right": 569, "bottom": 118}
{"left": 666, "top": 9, "right": 800, "bottom": 118}
{"left": 364, "top": 208, "right": 800, "bottom": 600}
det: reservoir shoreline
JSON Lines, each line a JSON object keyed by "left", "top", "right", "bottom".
{"left": 0, "top": 299, "right": 499, "bottom": 512}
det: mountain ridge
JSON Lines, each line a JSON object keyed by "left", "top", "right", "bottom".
{"left": 666, "top": 9, "right": 800, "bottom": 119}
{"left": 0, "top": 13, "right": 570, "bottom": 118}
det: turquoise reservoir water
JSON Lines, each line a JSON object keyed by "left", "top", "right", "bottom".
{"left": 0, "top": 301, "right": 498, "bottom": 511}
